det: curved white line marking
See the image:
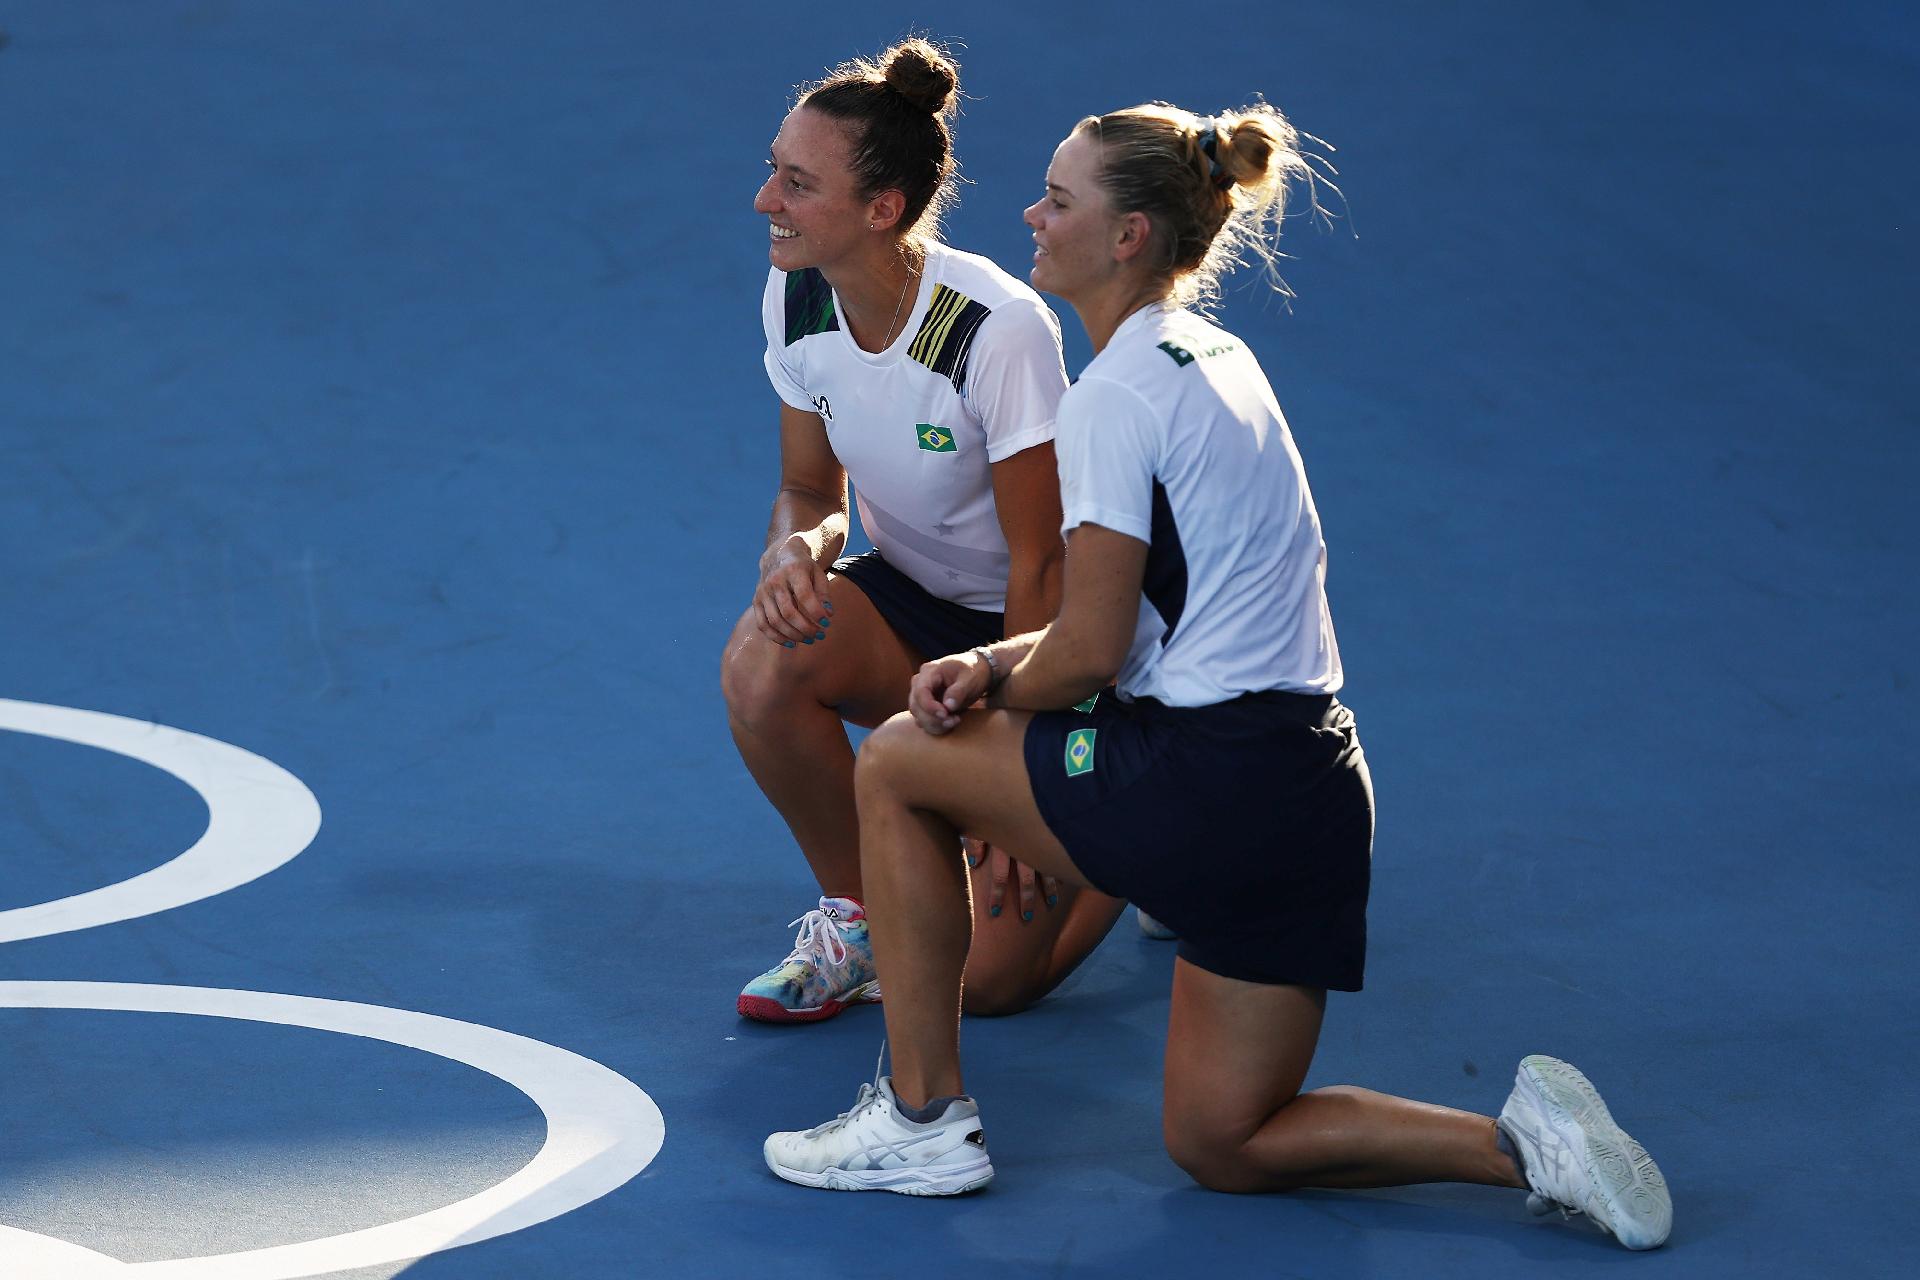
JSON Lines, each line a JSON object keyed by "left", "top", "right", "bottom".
{"left": 0, "top": 982, "right": 665, "bottom": 1278}
{"left": 0, "top": 700, "right": 321, "bottom": 943}
{"left": 0, "top": 1225, "right": 122, "bottom": 1272}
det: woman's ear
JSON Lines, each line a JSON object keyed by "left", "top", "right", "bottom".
{"left": 865, "top": 188, "right": 907, "bottom": 233}
{"left": 1111, "top": 210, "right": 1154, "bottom": 265}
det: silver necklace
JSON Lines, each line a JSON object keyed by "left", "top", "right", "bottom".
{"left": 879, "top": 259, "right": 917, "bottom": 349}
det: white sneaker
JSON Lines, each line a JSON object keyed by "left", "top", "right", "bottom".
{"left": 1499, "top": 1055, "right": 1672, "bottom": 1250}
{"left": 1136, "top": 906, "right": 1178, "bottom": 940}
{"left": 764, "top": 1075, "right": 994, "bottom": 1195}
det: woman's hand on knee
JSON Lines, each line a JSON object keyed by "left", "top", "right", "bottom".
{"left": 909, "top": 652, "right": 989, "bottom": 733}
{"left": 754, "top": 538, "right": 833, "bottom": 647}
{"left": 975, "top": 840, "right": 1059, "bottom": 923}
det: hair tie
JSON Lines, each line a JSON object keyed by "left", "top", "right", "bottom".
{"left": 1196, "top": 121, "right": 1233, "bottom": 190}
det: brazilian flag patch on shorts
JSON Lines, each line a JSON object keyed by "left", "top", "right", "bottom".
{"left": 1073, "top": 692, "right": 1100, "bottom": 714}
{"left": 1064, "top": 727, "right": 1097, "bottom": 777}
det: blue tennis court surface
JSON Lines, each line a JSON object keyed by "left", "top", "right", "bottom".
{"left": 3, "top": 3, "right": 1915, "bottom": 1276}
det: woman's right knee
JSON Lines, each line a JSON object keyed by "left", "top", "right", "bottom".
{"left": 852, "top": 712, "right": 919, "bottom": 788}
{"left": 720, "top": 612, "right": 810, "bottom": 728}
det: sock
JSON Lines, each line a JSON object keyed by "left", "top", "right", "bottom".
{"left": 895, "top": 1092, "right": 964, "bottom": 1124}
{"left": 1495, "top": 1122, "right": 1528, "bottom": 1183}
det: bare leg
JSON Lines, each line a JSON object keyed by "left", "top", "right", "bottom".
{"left": 854, "top": 709, "right": 1098, "bottom": 1105}
{"left": 854, "top": 782, "right": 972, "bottom": 1101}
{"left": 1162, "top": 958, "right": 1525, "bottom": 1192}
{"left": 720, "top": 575, "right": 919, "bottom": 899}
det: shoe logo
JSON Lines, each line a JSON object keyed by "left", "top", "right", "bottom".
{"left": 855, "top": 1125, "right": 962, "bottom": 1168}
{"left": 1502, "top": 1117, "right": 1571, "bottom": 1207}
{"left": 1064, "top": 727, "right": 1096, "bottom": 777}
{"left": 916, "top": 423, "right": 957, "bottom": 453}
{"left": 965, "top": 1130, "right": 986, "bottom": 1147}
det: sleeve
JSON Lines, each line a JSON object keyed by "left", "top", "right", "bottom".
{"left": 1055, "top": 376, "right": 1159, "bottom": 542}
{"left": 760, "top": 268, "right": 816, "bottom": 412}
{"left": 962, "top": 297, "right": 1069, "bottom": 463}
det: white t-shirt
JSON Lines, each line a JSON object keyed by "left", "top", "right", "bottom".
{"left": 1056, "top": 304, "right": 1344, "bottom": 705}
{"left": 762, "top": 242, "right": 1067, "bottom": 611}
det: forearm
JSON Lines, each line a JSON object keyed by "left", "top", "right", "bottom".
{"left": 982, "top": 624, "right": 1112, "bottom": 712}
{"left": 763, "top": 488, "right": 849, "bottom": 571}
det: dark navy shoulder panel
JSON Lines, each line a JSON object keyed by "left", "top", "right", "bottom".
{"left": 783, "top": 269, "right": 838, "bottom": 345}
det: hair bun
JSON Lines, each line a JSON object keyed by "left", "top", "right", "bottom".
{"left": 882, "top": 38, "right": 959, "bottom": 116}
{"left": 1213, "top": 115, "right": 1279, "bottom": 191}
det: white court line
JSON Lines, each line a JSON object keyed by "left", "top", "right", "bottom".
{"left": 0, "top": 700, "right": 322, "bottom": 944}
{"left": 0, "top": 982, "right": 666, "bottom": 1278}
{"left": 0, "top": 1225, "right": 123, "bottom": 1271}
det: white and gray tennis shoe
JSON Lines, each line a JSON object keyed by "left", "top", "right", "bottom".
{"left": 1499, "top": 1054, "right": 1672, "bottom": 1250}
{"left": 1135, "top": 906, "right": 1178, "bottom": 939}
{"left": 765, "top": 1075, "right": 993, "bottom": 1196}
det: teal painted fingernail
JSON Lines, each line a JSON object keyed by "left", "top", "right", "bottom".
{"left": 783, "top": 641, "right": 795, "bottom": 649}
{"left": 1046, "top": 894, "right": 1058, "bottom": 908}
{"left": 989, "top": 905, "right": 1001, "bottom": 918}
{"left": 814, "top": 630, "right": 826, "bottom": 640}
{"left": 1022, "top": 910, "right": 1033, "bottom": 922}
{"left": 825, "top": 600, "right": 834, "bottom": 613}
{"left": 818, "top": 617, "right": 830, "bottom": 627}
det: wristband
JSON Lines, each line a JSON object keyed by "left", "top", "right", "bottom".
{"left": 971, "top": 645, "right": 1004, "bottom": 691}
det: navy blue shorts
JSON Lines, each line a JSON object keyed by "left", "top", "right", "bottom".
{"left": 831, "top": 550, "right": 1002, "bottom": 664}
{"left": 1024, "top": 690, "right": 1374, "bottom": 990}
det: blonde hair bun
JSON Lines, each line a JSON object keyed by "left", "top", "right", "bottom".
{"left": 1211, "top": 110, "right": 1289, "bottom": 196}
{"left": 1072, "top": 99, "right": 1335, "bottom": 309}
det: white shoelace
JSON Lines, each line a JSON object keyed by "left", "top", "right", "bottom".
{"left": 783, "top": 907, "right": 854, "bottom": 968}
{"left": 802, "top": 1040, "right": 890, "bottom": 1138}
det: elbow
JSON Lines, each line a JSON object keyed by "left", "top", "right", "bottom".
{"left": 1078, "top": 622, "right": 1133, "bottom": 690}
{"left": 1052, "top": 633, "right": 1126, "bottom": 695}
{"left": 1079, "top": 649, "right": 1126, "bottom": 692}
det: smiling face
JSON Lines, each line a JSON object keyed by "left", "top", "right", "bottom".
{"left": 755, "top": 106, "right": 870, "bottom": 272}
{"left": 1022, "top": 128, "right": 1121, "bottom": 303}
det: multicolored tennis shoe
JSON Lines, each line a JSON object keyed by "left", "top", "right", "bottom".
{"left": 737, "top": 895, "right": 882, "bottom": 1023}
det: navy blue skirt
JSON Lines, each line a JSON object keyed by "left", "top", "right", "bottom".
{"left": 831, "top": 550, "right": 1002, "bottom": 663}
{"left": 1024, "top": 690, "right": 1374, "bottom": 990}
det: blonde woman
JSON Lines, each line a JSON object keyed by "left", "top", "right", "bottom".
{"left": 761, "top": 99, "right": 1673, "bottom": 1252}
{"left": 725, "top": 39, "right": 1125, "bottom": 1024}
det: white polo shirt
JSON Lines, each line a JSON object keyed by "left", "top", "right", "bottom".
{"left": 1055, "top": 304, "right": 1343, "bottom": 705}
{"left": 762, "top": 242, "right": 1067, "bottom": 611}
